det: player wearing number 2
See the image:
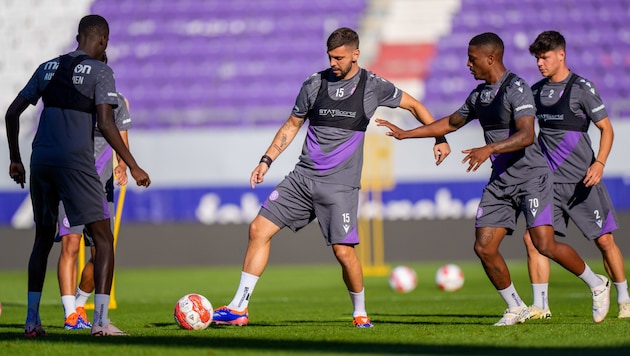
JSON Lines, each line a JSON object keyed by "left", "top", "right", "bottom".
{"left": 376, "top": 32, "right": 610, "bottom": 326}
{"left": 522, "top": 30, "right": 629, "bottom": 320}
{"left": 211, "top": 27, "right": 450, "bottom": 328}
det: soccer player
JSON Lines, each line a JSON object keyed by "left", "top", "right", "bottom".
{"left": 56, "top": 51, "right": 133, "bottom": 330}
{"left": 5, "top": 14, "right": 151, "bottom": 337}
{"left": 523, "top": 30, "right": 629, "bottom": 320}
{"left": 211, "top": 27, "right": 450, "bottom": 328}
{"left": 376, "top": 32, "right": 610, "bottom": 325}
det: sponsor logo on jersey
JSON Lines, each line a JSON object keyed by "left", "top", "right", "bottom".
{"left": 43, "top": 61, "right": 59, "bottom": 71}
{"left": 318, "top": 109, "right": 356, "bottom": 118}
{"left": 74, "top": 64, "right": 92, "bottom": 74}
{"left": 537, "top": 113, "right": 564, "bottom": 121}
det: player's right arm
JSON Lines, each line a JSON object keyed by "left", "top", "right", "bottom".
{"left": 5, "top": 95, "right": 31, "bottom": 188}
{"left": 250, "top": 115, "right": 304, "bottom": 188}
{"left": 375, "top": 111, "right": 465, "bottom": 140}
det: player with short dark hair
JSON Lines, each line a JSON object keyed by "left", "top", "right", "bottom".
{"left": 5, "top": 14, "right": 150, "bottom": 337}
{"left": 211, "top": 27, "right": 450, "bottom": 328}
{"left": 523, "top": 30, "right": 629, "bottom": 320}
{"left": 376, "top": 32, "right": 610, "bottom": 326}
{"left": 56, "top": 50, "right": 134, "bottom": 330}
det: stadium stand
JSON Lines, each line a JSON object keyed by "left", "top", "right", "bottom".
{"left": 1, "top": 0, "right": 629, "bottom": 129}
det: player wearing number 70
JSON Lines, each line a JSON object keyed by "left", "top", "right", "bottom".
{"left": 376, "top": 32, "right": 610, "bottom": 326}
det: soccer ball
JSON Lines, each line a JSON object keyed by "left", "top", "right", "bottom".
{"left": 174, "top": 293, "right": 213, "bottom": 330}
{"left": 388, "top": 265, "right": 417, "bottom": 293}
{"left": 435, "top": 264, "right": 464, "bottom": 292}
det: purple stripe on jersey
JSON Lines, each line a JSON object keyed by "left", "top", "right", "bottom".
{"left": 532, "top": 203, "right": 553, "bottom": 227}
{"left": 600, "top": 210, "right": 618, "bottom": 236}
{"left": 306, "top": 127, "right": 364, "bottom": 172}
{"left": 540, "top": 131, "right": 580, "bottom": 173}
{"left": 102, "top": 195, "right": 111, "bottom": 219}
{"left": 340, "top": 225, "right": 359, "bottom": 245}
{"left": 95, "top": 146, "right": 113, "bottom": 175}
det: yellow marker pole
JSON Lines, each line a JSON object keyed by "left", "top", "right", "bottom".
{"left": 81, "top": 152, "right": 127, "bottom": 309}
{"left": 358, "top": 133, "right": 394, "bottom": 276}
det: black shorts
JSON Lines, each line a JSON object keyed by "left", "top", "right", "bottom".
{"left": 30, "top": 164, "right": 109, "bottom": 228}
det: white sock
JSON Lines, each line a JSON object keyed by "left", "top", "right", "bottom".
{"left": 26, "top": 292, "right": 42, "bottom": 325}
{"left": 93, "top": 294, "right": 110, "bottom": 327}
{"left": 61, "top": 295, "right": 76, "bottom": 318}
{"left": 75, "top": 288, "right": 92, "bottom": 307}
{"left": 614, "top": 280, "right": 630, "bottom": 303}
{"left": 578, "top": 264, "right": 605, "bottom": 289}
{"left": 531, "top": 283, "right": 549, "bottom": 310}
{"left": 349, "top": 288, "right": 367, "bottom": 317}
{"left": 497, "top": 283, "right": 524, "bottom": 309}
{"left": 227, "top": 271, "right": 259, "bottom": 311}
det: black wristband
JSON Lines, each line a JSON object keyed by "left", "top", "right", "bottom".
{"left": 260, "top": 154, "right": 273, "bottom": 167}
{"left": 435, "top": 136, "right": 448, "bottom": 145}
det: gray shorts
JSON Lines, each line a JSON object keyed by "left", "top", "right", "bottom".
{"left": 57, "top": 200, "right": 115, "bottom": 246}
{"left": 553, "top": 181, "right": 619, "bottom": 240}
{"left": 30, "top": 164, "right": 109, "bottom": 228}
{"left": 476, "top": 172, "right": 554, "bottom": 235}
{"left": 259, "top": 170, "right": 360, "bottom": 246}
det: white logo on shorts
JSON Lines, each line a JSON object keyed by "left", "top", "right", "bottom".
{"left": 63, "top": 217, "right": 70, "bottom": 228}
{"left": 343, "top": 224, "right": 350, "bottom": 233}
{"left": 530, "top": 208, "right": 538, "bottom": 217}
{"left": 269, "top": 190, "right": 279, "bottom": 201}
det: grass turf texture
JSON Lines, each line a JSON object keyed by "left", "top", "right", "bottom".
{"left": 1, "top": 260, "right": 629, "bottom": 355}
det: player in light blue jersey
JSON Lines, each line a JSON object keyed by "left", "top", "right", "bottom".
{"left": 211, "top": 27, "right": 450, "bottom": 328}
{"left": 376, "top": 32, "right": 610, "bottom": 326}
{"left": 523, "top": 30, "right": 628, "bottom": 321}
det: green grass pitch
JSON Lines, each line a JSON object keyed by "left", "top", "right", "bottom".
{"left": 1, "top": 260, "right": 629, "bottom": 355}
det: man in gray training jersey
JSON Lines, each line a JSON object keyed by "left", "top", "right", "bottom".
{"left": 5, "top": 14, "right": 150, "bottom": 337}
{"left": 376, "top": 32, "right": 610, "bottom": 325}
{"left": 56, "top": 52, "right": 134, "bottom": 331}
{"left": 523, "top": 30, "right": 629, "bottom": 320}
{"left": 211, "top": 27, "right": 451, "bottom": 328}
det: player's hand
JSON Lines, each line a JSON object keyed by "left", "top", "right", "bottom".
{"left": 583, "top": 161, "right": 604, "bottom": 187}
{"left": 461, "top": 146, "right": 492, "bottom": 172}
{"left": 114, "top": 165, "right": 129, "bottom": 186}
{"left": 130, "top": 166, "right": 151, "bottom": 187}
{"left": 9, "top": 161, "right": 26, "bottom": 188}
{"left": 434, "top": 142, "right": 451, "bottom": 166}
{"left": 250, "top": 163, "right": 269, "bottom": 189}
{"left": 375, "top": 118, "right": 406, "bottom": 140}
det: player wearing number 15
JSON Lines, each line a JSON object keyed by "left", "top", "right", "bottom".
{"left": 211, "top": 27, "right": 450, "bottom": 328}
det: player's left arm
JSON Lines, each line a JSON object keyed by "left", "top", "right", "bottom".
{"left": 584, "top": 117, "right": 613, "bottom": 187}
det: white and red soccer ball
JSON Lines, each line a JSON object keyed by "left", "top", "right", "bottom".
{"left": 435, "top": 264, "right": 464, "bottom": 292}
{"left": 388, "top": 265, "right": 418, "bottom": 293}
{"left": 174, "top": 293, "right": 213, "bottom": 330}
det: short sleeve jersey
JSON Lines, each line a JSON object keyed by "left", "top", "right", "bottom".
{"left": 19, "top": 50, "right": 118, "bottom": 173}
{"left": 532, "top": 72, "right": 608, "bottom": 183}
{"left": 93, "top": 92, "right": 132, "bottom": 183}
{"left": 291, "top": 68, "right": 402, "bottom": 187}
{"left": 456, "top": 71, "right": 549, "bottom": 185}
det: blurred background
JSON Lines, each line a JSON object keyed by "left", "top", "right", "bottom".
{"left": 1, "top": 0, "right": 629, "bottom": 268}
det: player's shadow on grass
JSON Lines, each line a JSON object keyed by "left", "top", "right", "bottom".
{"left": 2, "top": 332, "right": 629, "bottom": 355}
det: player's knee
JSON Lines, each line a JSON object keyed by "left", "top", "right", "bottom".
{"left": 595, "top": 233, "right": 615, "bottom": 251}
